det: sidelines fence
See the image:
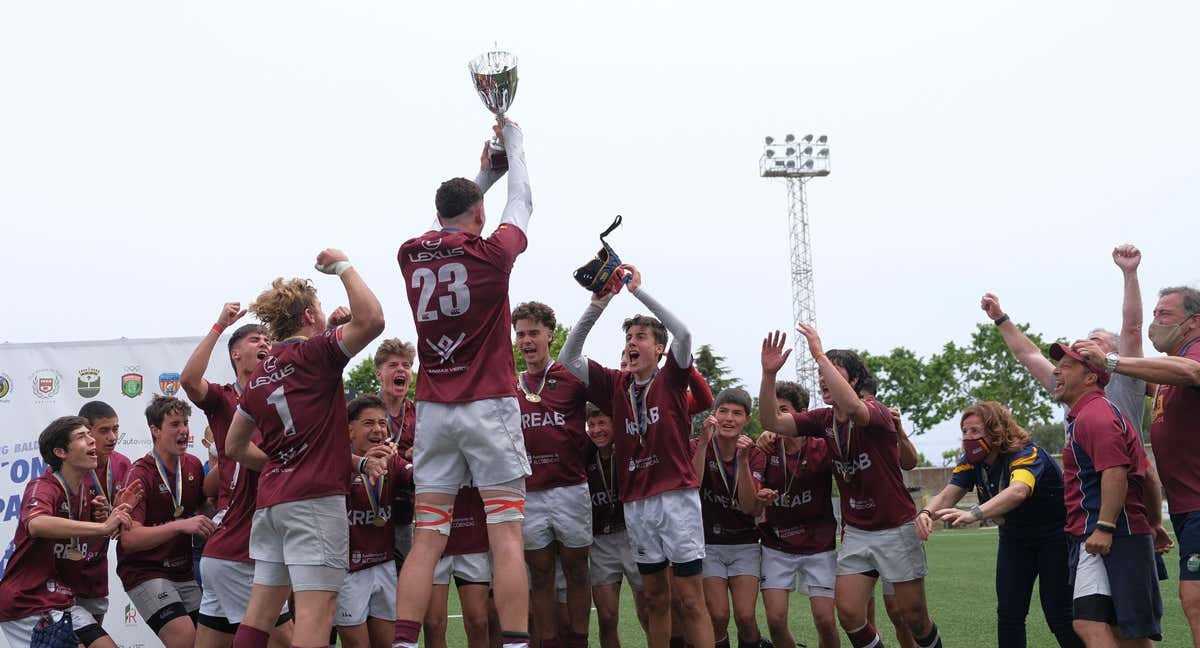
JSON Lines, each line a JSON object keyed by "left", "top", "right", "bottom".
{"left": 0, "top": 336, "right": 232, "bottom": 648}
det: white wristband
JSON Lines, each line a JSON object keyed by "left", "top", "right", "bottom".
{"left": 315, "top": 261, "right": 352, "bottom": 276}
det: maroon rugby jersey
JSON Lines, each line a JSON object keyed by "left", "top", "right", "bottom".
{"left": 195, "top": 382, "right": 242, "bottom": 510}
{"left": 388, "top": 400, "right": 417, "bottom": 528}
{"left": 444, "top": 487, "right": 489, "bottom": 557}
{"left": 586, "top": 354, "right": 699, "bottom": 502}
{"left": 1150, "top": 338, "right": 1200, "bottom": 514}
{"left": 73, "top": 451, "right": 131, "bottom": 599}
{"left": 790, "top": 400, "right": 915, "bottom": 530}
{"left": 348, "top": 455, "right": 413, "bottom": 571}
{"left": 1063, "top": 390, "right": 1151, "bottom": 536}
{"left": 0, "top": 474, "right": 92, "bottom": 621}
{"left": 202, "top": 466, "right": 258, "bottom": 564}
{"left": 758, "top": 437, "right": 837, "bottom": 555}
{"left": 238, "top": 329, "right": 353, "bottom": 509}
{"left": 399, "top": 227, "right": 526, "bottom": 403}
{"left": 586, "top": 446, "right": 625, "bottom": 536}
{"left": 117, "top": 453, "right": 206, "bottom": 588}
{"left": 517, "top": 362, "right": 592, "bottom": 492}
{"left": 691, "top": 438, "right": 763, "bottom": 545}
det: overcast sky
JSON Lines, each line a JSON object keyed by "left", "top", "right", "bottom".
{"left": 2, "top": 1, "right": 1196, "bottom": 458}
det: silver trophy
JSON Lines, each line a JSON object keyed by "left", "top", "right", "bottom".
{"left": 468, "top": 50, "right": 519, "bottom": 171}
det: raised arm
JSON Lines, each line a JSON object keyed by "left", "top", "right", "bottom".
{"left": 734, "top": 436, "right": 760, "bottom": 514}
{"left": 559, "top": 294, "right": 614, "bottom": 384}
{"left": 692, "top": 417, "right": 716, "bottom": 487}
{"left": 759, "top": 331, "right": 797, "bottom": 436}
{"left": 314, "top": 248, "right": 385, "bottom": 357}
{"left": 981, "top": 293, "right": 1055, "bottom": 392}
{"left": 629, "top": 285, "right": 691, "bottom": 367}
{"left": 498, "top": 121, "right": 532, "bottom": 233}
{"left": 797, "top": 324, "right": 871, "bottom": 426}
{"left": 1073, "top": 340, "right": 1200, "bottom": 387}
{"left": 1113, "top": 245, "right": 1144, "bottom": 358}
{"left": 182, "top": 302, "right": 246, "bottom": 404}
{"left": 474, "top": 136, "right": 506, "bottom": 194}
{"left": 892, "top": 407, "right": 919, "bottom": 470}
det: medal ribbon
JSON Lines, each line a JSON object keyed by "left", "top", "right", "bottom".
{"left": 152, "top": 449, "right": 183, "bottom": 515}
{"left": 831, "top": 414, "right": 855, "bottom": 481}
{"left": 627, "top": 371, "right": 658, "bottom": 444}
{"left": 363, "top": 472, "right": 386, "bottom": 521}
{"left": 710, "top": 435, "right": 739, "bottom": 497}
{"left": 89, "top": 459, "right": 113, "bottom": 502}
{"left": 386, "top": 400, "right": 410, "bottom": 444}
{"left": 519, "top": 360, "right": 555, "bottom": 400}
{"left": 51, "top": 471, "right": 84, "bottom": 522}
{"left": 780, "top": 438, "right": 806, "bottom": 495}
{"left": 596, "top": 452, "right": 615, "bottom": 501}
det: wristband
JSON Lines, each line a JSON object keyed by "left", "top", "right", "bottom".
{"left": 211, "top": 323, "right": 226, "bottom": 335}
{"left": 315, "top": 261, "right": 353, "bottom": 276}
{"left": 918, "top": 509, "right": 933, "bottom": 519}
{"left": 357, "top": 457, "right": 368, "bottom": 474}
{"left": 1096, "top": 520, "right": 1117, "bottom": 530}
{"left": 1093, "top": 524, "right": 1114, "bottom": 534}
{"left": 993, "top": 314, "right": 1010, "bottom": 327}
{"left": 970, "top": 504, "right": 985, "bottom": 521}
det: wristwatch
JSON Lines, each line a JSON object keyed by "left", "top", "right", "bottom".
{"left": 1105, "top": 352, "right": 1120, "bottom": 372}
{"left": 970, "top": 504, "right": 985, "bottom": 521}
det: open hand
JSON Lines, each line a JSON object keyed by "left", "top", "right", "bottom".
{"left": 936, "top": 508, "right": 977, "bottom": 529}
{"left": 795, "top": 323, "right": 825, "bottom": 361}
{"left": 761, "top": 331, "right": 792, "bottom": 375}
{"left": 1070, "top": 339, "right": 1107, "bottom": 371}
{"left": 1154, "top": 524, "right": 1175, "bottom": 554}
{"left": 114, "top": 481, "right": 144, "bottom": 511}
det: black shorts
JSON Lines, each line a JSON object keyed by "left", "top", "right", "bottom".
{"left": 1171, "top": 511, "right": 1200, "bottom": 581}
{"left": 1068, "top": 533, "right": 1162, "bottom": 641}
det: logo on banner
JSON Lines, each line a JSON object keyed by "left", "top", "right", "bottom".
{"left": 158, "top": 372, "right": 181, "bottom": 397}
{"left": 30, "top": 369, "right": 62, "bottom": 400}
{"left": 77, "top": 368, "right": 101, "bottom": 398}
{"left": 122, "top": 368, "right": 144, "bottom": 398}
{"left": 124, "top": 603, "right": 139, "bottom": 625}
{"left": 0, "top": 373, "right": 10, "bottom": 401}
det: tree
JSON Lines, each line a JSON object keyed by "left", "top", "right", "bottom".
{"left": 345, "top": 357, "right": 379, "bottom": 397}
{"left": 1028, "top": 421, "right": 1066, "bottom": 455}
{"left": 941, "top": 447, "right": 960, "bottom": 467}
{"left": 915, "top": 452, "right": 933, "bottom": 468}
{"left": 693, "top": 344, "right": 742, "bottom": 395}
{"left": 861, "top": 321, "right": 1056, "bottom": 435}
{"left": 513, "top": 324, "right": 570, "bottom": 372}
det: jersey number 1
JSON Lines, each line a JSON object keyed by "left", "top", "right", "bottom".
{"left": 267, "top": 385, "right": 297, "bottom": 437}
{"left": 412, "top": 263, "right": 470, "bottom": 321}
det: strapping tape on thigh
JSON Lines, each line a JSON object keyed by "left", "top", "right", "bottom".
{"left": 415, "top": 503, "right": 454, "bottom": 536}
{"left": 483, "top": 497, "right": 525, "bottom": 524}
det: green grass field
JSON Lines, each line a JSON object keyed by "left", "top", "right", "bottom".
{"left": 439, "top": 528, "right": 1190, "bottom": 647}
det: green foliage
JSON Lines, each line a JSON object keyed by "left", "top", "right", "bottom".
{"left": 1028, "top": 421, "right": 1066, "bottom": 455}
{"left": 694, "top": 344, "right": 742, "bottom": 395}
{"left": 345, "top": 357, "right": 380, "bottom": 397}
{"left": 940, "top": 447, "right": 961, "bottom": 467}
{"left": 915, "top": 452, "right": 933, "bottom": 468}
{"left": 513, "top": 324, "right": 570, "bottom": 372}
{"left": 861, "top": 322, "right": 1056, "bottom": 435}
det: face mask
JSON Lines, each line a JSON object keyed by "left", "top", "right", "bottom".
{"left": 1149, "top": 321, "right": 1188, "bottom": 354}
{"left": 962, "top": 437, "right": 992, "bottom": 465}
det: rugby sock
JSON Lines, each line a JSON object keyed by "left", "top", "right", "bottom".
{"left": 232, "top": 625, "right": 269, "bottom": 648}
{"left": 500, "top": 630, "right": 531, "bottom": 648}
{"left": 715, "top": 636, "right": 731, "bottom": 648}
{"left": 392, "top": 619, "right": 420, "bottom": 648}
{"left": 915, "top": 623, "right": 941, "bottom": 648}
{"left": 846, "top": 622, "right": 883, "bottom": 648}
{"left": 567, "top": 632, "right": 589, "bottom": 648}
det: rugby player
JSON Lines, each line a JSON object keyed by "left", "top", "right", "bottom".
{"left": 371, "top": 339, "right": 418, "bottom": 568}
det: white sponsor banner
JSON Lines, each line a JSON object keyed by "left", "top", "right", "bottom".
{"left": 0, "top": 336, "right": 233, "bottom": 648}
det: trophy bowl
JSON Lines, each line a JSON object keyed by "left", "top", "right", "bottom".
{"left": 469, "top": 50, "right": 519, "bottom": 171}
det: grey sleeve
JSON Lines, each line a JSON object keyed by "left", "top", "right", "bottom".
{"left": 1105, "top": 375, "right": 1147, "bottom": 433}
{"left": 559, "top": 296, "right": 612, "bottom": 385}
{"left": 630, "top": 287, "right": 692, "bottom": 368}
{"left": 498, "top": 123, "right": 532, "bottom": 233}
{"left": 474, "top": 167, "right": 505, "bottom": 194}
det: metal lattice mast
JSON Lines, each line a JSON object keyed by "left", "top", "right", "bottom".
{"left": 760, "top": 134, "right": 830, "bottom": 401}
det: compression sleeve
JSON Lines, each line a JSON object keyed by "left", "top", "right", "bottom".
{"left": 498, "top": 123, "right": 532, "bottom": 233}
{"left": 559, "top": 295, "right": 614, "bottom": 385}
{"left": 474, "top": 166, "right": 505, "bottom": 194}
{"left": 630, "top": 287, "right": 692, "bottom": 368}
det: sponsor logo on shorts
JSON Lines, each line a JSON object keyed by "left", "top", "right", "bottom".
{"left": 78, "top": 368, "right": 101, "bottom": 398}
{"left": 31, "top": 369, "right": 62, "bottom": 400}
{"left": 125, "top": 603, "right": 139, "bottom": 625}
{"left": 0, "top": 373, "right": 10, "bottom": 401}
{"left": 1188, "top": 554, "right": 1200, "bottom": 573}
{"left": 158, "top": 372, "right": 181, "bottom": 397}
{"left": 122, "top": 368, "right": 144, "bottom": 398}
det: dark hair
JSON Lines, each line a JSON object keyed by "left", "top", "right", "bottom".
{"left": 714, "top": 387, "right": 752, "bottom": 414}
{"left": 348, "top": 394, "right": 386, "bottom": 422}
{"left": 858, "top": 373, "right": 879, "bottom": 397}
{"left": 826, "top": 349, "right": 869, "bottom": 391}
{"left": 585, "top": 402, "right": 608, "bottom": 419}
{"left": 512, "top": 301, "right": 557, "bottom": 331}
{"left": 145, "top": 395, "right": 192, "bottom": 429}
{"left": 1160, "top": 286, "right": 1200, "bottom": 318}
{"left": 435, "top": 178, "right": 484, "bottom": 220}
{"left": 622, "top": 315, "right": 668, "bottom": 346}
{"left": 229, "top": 323, "right": 268, "bottom": 372}
{"left": 78, "top": 400, "right": 117, "bottom": 426}
{"left": 40, "top": 416, "right": 89, "bottom": 471}
{"left": 775, "top": 381, "right": 810, "bottom": 411}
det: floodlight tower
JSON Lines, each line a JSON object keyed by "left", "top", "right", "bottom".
{"left": 759, "top": 134, "right": 831, "bottom": 398}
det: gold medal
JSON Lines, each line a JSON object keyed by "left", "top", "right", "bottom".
{"left": 372, "top": 516, "right": 388, "bottom": 527}
{"left": 64, "top": 546, "right": 84, "bottom": 561}
{"left": 173, "top": 506, "right": 184, "bottom": 518}
{"left": 524, "top": 392, "right": 542, "bottom": 403}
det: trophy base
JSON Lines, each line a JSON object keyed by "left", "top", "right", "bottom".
{"left": 488, "top": 140, "right": 508, "bottom": 172}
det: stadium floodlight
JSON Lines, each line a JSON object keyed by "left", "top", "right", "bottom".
{"left": 757, "top": 131, "right": 833, "bottom": 397}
